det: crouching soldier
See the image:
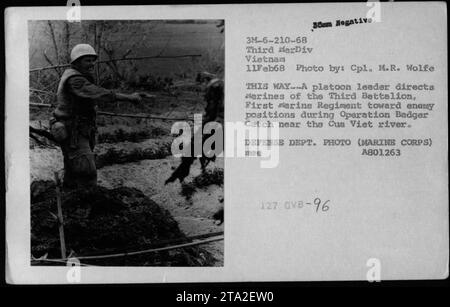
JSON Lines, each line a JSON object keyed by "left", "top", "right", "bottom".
{"left": 51, "top": 44, "right": 142, "bottom": 189}
{"left": 165, "top": 72, "right": 224, "bottom": 184}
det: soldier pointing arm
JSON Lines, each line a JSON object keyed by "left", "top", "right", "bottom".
{"left": 51, "top": 44, "right": 142, "bottom": 189}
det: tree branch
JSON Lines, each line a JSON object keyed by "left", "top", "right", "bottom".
{"left": 30, "top": 54, "right": 202, "bottom": 72}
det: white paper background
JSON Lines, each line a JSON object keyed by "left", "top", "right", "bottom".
{"left": 5, "top": 2, "right": 448, "bottom": 283}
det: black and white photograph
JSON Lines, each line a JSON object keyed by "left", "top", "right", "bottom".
{"left": 4, "top": 3, "right": 448, "bottom": 286}
{"left": 28, "top": 19, "right": 225, "bottom": 266}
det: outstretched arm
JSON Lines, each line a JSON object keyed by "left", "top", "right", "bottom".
{"left": 67, "top": 76, "right": 142, "bottom": 104}
{"left": 115, "top": 92, "right": 142, "bottom": 103}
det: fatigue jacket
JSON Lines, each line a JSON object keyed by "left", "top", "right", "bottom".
{"left": 53, "top": 67, "right": 116, "bottom": 148}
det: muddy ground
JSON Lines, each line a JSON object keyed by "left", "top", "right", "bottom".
{"left": 30, "top": 89, "right": 224, "bottom": 266}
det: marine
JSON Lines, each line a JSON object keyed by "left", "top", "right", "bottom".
{"left": 51, "top": 44, "right": 142, "bottom": 189}
{"left": 165, "top": 72, "right": 224, "bottom": 184}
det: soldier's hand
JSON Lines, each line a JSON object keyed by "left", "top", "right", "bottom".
{"left": 129, "top": 92, "right": 143, "bottom": 104}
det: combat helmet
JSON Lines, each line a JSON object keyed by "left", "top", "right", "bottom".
{"left": 70, "top": 44, "right": 98, "bottom": 64}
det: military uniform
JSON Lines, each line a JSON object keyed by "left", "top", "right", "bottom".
{"left": 165, "top": 77, "right": 224, "bottom": 184}
{"left": 52, "top": 67, "right": 117, "bottom": 189}
{"left": 200, "top": 78, "right": 224, "bottom": 163}
{"left": 203, "top": 78, "right": 224, "bottom": 124}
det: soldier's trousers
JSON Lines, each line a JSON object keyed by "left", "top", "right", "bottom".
{"left": 60, "top": 133, "right": 97, "bottom": 189}
{"left": 184, "top": 125, "right": 224, "bottom": 167}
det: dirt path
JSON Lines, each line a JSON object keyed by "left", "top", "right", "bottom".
{"left": 98, "top": 157, "right": 224, "bottom": 265}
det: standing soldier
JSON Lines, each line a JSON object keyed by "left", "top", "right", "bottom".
{"left": 165, "top": 72, "right": 224, "bottom": 184}
{"left": 199, "top": 73, "right": 224, "bottom": 169}
{"left": 51, "top": 44, "right": 142, "bottom": 189}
